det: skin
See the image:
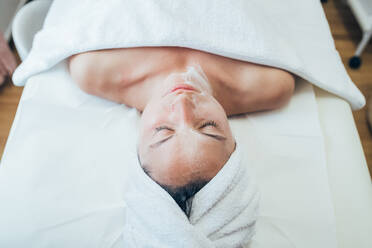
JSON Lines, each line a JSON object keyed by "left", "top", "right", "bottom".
{"left": 138, "top": 70, "right": 236, "bottom": 186}
{"left": 69, "top": 46, "right": 295, "bottom": 187}
{"left": 0, "top": 33, "right": 17, "bottom": 86}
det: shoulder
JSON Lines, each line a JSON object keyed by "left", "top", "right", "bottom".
{"left": 220, "top": 62, "right": 295, "bottom": 115}
{"left": 68, "top": 50, "right": 133, "bottom": 94}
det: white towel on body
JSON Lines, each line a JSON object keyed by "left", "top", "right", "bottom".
{"left": 123, "top": 144, "right": 259, "bottom": 247}
{"left": 13, "top": 0, "right": 364, "bottom": 109}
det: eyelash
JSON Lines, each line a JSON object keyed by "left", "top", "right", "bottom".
{"left": 200, "top": 120, "right": 217, "bottom": 129}
{"left": 155, "top": 126, "right": 172, "bottom": 132}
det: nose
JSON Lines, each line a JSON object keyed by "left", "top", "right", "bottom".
{"left": 170, "top": 93, "right": 196, "bottom": 124}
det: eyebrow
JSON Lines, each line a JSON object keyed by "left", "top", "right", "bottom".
{"left": 202, "top": 133, "right": 227, "bottom": 141}
{"left": 149, "top": 132, "right": 226, "bottom": 149}
{"left": 150, "top": 135, "right": 174, "bottom": 149}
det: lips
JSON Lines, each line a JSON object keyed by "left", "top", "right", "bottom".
{"left": 171, "top": 84, "right": 196, "bottom": 93}
{"left": 162, "top": 83, "right": 199, "bottom": 97}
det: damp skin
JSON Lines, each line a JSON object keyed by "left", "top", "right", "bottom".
{"left": 158, "top": 64, "right": 213, "bottom": 98}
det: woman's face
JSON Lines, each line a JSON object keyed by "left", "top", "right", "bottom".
{"left": 138, "top": 68, "right": 235, "bottom": 187}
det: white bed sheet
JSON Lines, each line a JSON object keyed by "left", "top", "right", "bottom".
{"left": 0, "top": 62, "right": 338, "bottom": 248}
{"left": 314, "top": 88, "right": 372, "bottom": 248}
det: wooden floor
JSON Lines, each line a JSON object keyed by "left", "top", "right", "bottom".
{"left": 0, "top": 76, "right": 22, "bottom": 156}
{"left": 0, "top": 0, "right": 371, "bottom": 178}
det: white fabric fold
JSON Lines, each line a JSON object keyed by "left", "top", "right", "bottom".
{"left": 123, "top": 145, "right": 259, "bottom": 247}
{"left": 12, "top": 0, "right": 364, "bottom": 109}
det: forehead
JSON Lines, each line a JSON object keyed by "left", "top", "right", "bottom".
{"left": 141, "top": 148, "right": 223, "bottom": 187}
{"left": 140, "top": 135, "right": 228, "bottom": 175}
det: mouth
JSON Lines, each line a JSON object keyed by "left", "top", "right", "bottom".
{"left": 163, "top": 83, "right": 199, "bottom": 97}
{"left": 171, "top": 84, "right": 196, "bottom": 93}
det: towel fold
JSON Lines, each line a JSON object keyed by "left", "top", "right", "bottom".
{"left": 123, "top": 144, "right": 259, "bottom": 247}
{"left": 13, "top": 0, "right": 364, "bottom": 109}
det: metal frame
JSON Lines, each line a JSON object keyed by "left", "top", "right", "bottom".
{"left": 346, "top": 0, "right": 372, "bottom": 68}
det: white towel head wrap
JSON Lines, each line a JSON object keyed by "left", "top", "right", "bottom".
{"left": 123, "top": 144, "right": 260, "bottom": 247}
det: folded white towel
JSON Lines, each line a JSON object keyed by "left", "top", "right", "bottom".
{"left": 13, "top": 0, "right": 364, "bottom": 109}
{"left": 123, "top": 144, "right": 259, "bottom": 247}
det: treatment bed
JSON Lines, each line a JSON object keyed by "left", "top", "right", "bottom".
{"left": 0, "top": 0, "right": 371, "bottom": 247}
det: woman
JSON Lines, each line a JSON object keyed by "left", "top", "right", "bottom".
{"left": 0, "top": 33, "right": 17, "bottom": 86}
{"left": 69, "top": 46, "right": 295, "bottom": 216}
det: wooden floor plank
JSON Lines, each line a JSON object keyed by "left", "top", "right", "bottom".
{"left": 0, "top": 78, "right": 23, "bottom": 155}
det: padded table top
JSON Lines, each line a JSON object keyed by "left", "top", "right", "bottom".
{"left": 0, "top": 62, "right": 371, "bottom": 247}
{"left": 314, "top": 87, "right": 372, "bottom": 248}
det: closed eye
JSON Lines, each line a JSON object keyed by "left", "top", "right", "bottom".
{"left": 156, "top": 121, "right": 216, "bottom": 132}
{"left": 151, "top": 125, "right": 174, "bottom": 148}
{"left": 199, "top": 120, "right": 226, "bottom": 141}
{"left": 155, "top": 126, "right": 174, "bottom": 132}
{"left": 150, "top": 120, "right": 225, "bottom": 149}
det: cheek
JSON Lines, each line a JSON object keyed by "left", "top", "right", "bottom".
{"left": 142, "top": 102, "right": 164, "bottom": 125}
